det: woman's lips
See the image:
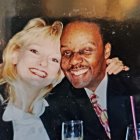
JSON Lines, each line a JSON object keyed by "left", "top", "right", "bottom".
{"left": 29, "top": 68, "right": 48, "bottom": 78}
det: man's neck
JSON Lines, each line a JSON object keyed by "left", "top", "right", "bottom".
{"left": 86, "top": 71, "right": 106, "bottom": 92}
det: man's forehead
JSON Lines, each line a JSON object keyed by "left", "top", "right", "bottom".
{"left": 61, "top": 21, "right": 101, "bottom": 41}
{"left": 64, "top": 21, "right": 100, "bottom": 32}
{"left": 61, "top": 21, "right": 101, "bottom": 42}
{"left": 61, "top": 21, "right": 103, "bottom": 50}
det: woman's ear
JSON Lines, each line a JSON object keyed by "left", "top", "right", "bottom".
{"left": 11, "top": 49, "right": 19, "bottom": 65}
{"left": 104, "top": 43, "right": 111, "bottom": 59}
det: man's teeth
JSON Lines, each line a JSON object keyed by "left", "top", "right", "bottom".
{"left": 70, "top": 69, "right": 88, "bottom": 76}
{"left": 30, "top": 69, "right": 47, "bottom": 78}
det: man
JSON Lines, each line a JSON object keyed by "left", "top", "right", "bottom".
{"left": 47, "top": 19, "right": 138, "bottom": 140}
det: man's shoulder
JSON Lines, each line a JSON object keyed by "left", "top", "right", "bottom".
{"left": 108, "top": 72, "right": 140, "bottom": 95}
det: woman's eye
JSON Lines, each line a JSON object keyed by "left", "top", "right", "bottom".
{"left": 52, "top": 58, "right": 59, "bottom": 63}
{"left": 30, "top": 49, "right": 38, "bottom": 54}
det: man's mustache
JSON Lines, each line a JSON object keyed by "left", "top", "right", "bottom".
{"left": 68, "top": 64, "right": 89, "bottom": 71}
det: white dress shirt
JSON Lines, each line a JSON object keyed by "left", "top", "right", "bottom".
{"left": 85, "top": 74, "right": 108, "bottom": 110}
{"left": 2, "top": 99, "right": 50, "bottom": 140}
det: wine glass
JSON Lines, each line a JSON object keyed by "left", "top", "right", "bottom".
{"left": 61, "top": 120, "right": 83, "bottom": 140}
{"left": 125, "top": 123, "right": 140, "bottom": 140}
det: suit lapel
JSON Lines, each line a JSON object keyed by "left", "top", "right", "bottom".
{"left": 1, "top": 121, "right": 13, "bottom": 140}
{"left": 107, "top": 76, "right": 131, "bottom": 140}
{"left": 70, "top": 87, "right": 108, "bottom": 139}
{"left": 40, "top": 105, "right": 60, "bottom": 140}
{"left": 0, "top": 104, "right": 13, "bottom": 140}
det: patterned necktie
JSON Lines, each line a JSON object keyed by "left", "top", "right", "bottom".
{"left": 90, "top": 94, "right": 111, "bottom": 139}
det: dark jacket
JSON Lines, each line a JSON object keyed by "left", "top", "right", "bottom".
{"left": 47, "top": 75, "right": 139, "bottom": 140}
{"left": 0, "top": 75, "right": 139, "bottom": 140}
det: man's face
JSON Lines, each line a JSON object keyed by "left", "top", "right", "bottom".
{"left": 61, "top": 21, "right": 110, "bottom": 89}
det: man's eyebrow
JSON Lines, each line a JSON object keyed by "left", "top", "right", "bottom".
{"left": 81, "top": 41, "right": 96, "bottom": 47}
{"left": 61, "top": 45, "right": 68, "bottom": 48}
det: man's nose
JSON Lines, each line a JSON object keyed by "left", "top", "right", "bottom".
{"left": 70, "top": 52, "right": 83, "bottom": 66}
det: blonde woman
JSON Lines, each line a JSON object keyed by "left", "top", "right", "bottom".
{"left": 0, "top": 18, "right": 64, "bottom": 140}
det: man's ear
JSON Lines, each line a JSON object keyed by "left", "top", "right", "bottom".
{"left": 104, "top": 43, "right": 111, "bottom": 59}
{"left": 11, "top": 49, "right": 19, "bottom": 65}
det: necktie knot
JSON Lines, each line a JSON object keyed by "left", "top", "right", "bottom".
{"left": 90, "top": 94, "right": 98, "bottom": 104}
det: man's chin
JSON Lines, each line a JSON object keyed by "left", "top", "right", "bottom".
{"left": 71, "top": 80, "right": 89, "bottom": 88}
{"left": 72, "top": 83, "right": 84, "bottom": 88}
{"left": 70, "top": 76, "right": 90, "bottom": 88}
{"left": 66, "top": 72, "right": 91, "bottom": 88}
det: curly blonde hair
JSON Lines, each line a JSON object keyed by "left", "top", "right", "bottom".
{"left": 0, "top": 18, "right": 64, "bottom": 104}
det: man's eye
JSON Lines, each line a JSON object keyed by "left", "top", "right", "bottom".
{"left": 63, "top": 51, "right": 72, "bottom": 57}
{"left": 30, "top": 49, "right": 38, "bottom": 54}
{"left": 83, "top": 50, "right": 91, "bottom": 54}
{"left": 52, "top": 58, "right": 59, "bottom": 63}
{"left": 80, "top": 49, "right": 92, "bottom": 55}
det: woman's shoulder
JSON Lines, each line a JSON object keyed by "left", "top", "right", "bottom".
{"left": 0, "top": 93, "right": 4, "bottom": 105}
{"left": 0, "top": 84, "right": 8, "bottom": 110}
{"left": 0, "top": 84, "right": 8, "bottom": 103}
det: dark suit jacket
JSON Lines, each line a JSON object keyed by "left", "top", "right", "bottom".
{"left": 47, "top": 75, "right": 137, "bottom": 140}
{"left": 0, "top": 75, "right": 139, "bottom": 140}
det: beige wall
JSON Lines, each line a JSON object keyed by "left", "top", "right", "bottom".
{"left": 0, "top": 0, "right": 16, "bottom": 50}
{"left": 0, "top": 0, "right": 42, "bottom": 50}
{"left": 0, "top": 0, "right": 139, "bottom": 50}
{"left": 42, "top": 0, "right": 139, "bottom": 20}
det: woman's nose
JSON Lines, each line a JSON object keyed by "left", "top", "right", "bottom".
{"left": 40, "top": 57, "right": 48, "bottom": 67}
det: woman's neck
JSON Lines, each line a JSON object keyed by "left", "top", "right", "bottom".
{"left": 12, "top": 80, "right": 41, "bottom": 113}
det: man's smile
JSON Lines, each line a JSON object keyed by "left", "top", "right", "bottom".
{"left": 70, "top": 68, "right": 89, "bottom": 76}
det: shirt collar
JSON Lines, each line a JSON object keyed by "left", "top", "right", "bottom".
{"left": 2, "top": 98, "right": 49, "bottom": 122}
{"left": 85, "top": 74, "right": 108, "bottom": 109}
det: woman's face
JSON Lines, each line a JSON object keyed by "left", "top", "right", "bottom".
{"left": 13, "top": 38, "right": 61, "bottom": 89}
